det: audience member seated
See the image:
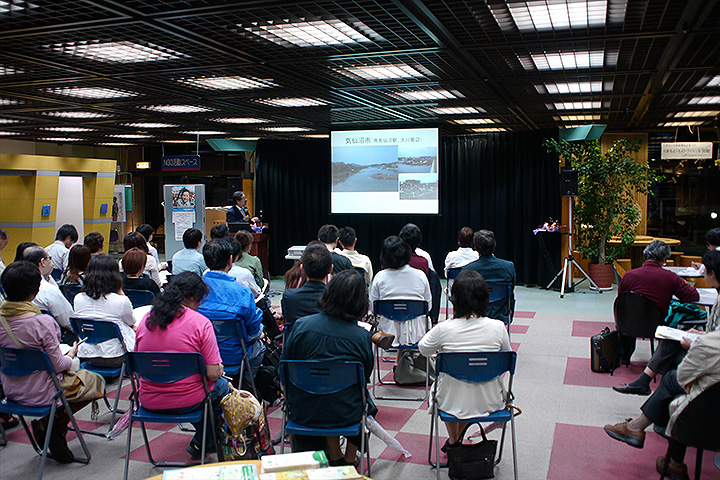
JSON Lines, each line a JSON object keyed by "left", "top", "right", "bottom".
{"left": 136, "top": 224, "right": 160, "bottom": 265}
{"left": 282, "top": 269, "right": 376, "bottom": 466}
{"left": 371, "top": 236, "right": 431, "bottom": 353}
{"left": 613, "top": 249, "right": 720, "bottom": 396}
{"left": 603, "top": 327, "right": 720, "bottom": 479}
{"left": 318, "top": 224, "right": 353, "bottom": 273}
{"left": 123, "top": 232, "right": 161, "bottom": 286}
{"left": 0, "top": 261, "right": 102, "bottom": 463}
{"left": 197, "top": 239, "right": 265, "bottom": 376}
{"left": 0, "top": 228, "right": 8, "bottom": 276}
{"left": 23, "top": 245, "right": 74, "bottom": 337}
{"left": 172, "top": 228, "right": 207, "bottom": 276}
{"left": 284, "top": 260, "right": 307, "bottom": 290}
{"left": 462, "top": 230, "right": 516, "bottom": 324}
{"left": 336, "top": 226, "right": 373, "bottom": 285}
{"left": 444, "top": 227, "right": 479, "bottom": 276}
{"left": 281, "top": 243, "right": 332, "bottom": 332}
{"left": 135, "top": 272, "right": 230, "bottom": 459}
{"left": 234, "top": 231, "right": 264, "bottom": 286}
{"left": 689, "top": 228, "right": 720, "bottom": 274}
{"left": 74, "top": 254, "right": 136, "bottom": 369}
{"left": 210, "top": 223, "right": 230, "bottom": 239}
{"left": 419, "top": 270, "right": 511, "bottom": 445}
{"left": 13, "top": 241, "right": 37, "bottom": 262}
{"left": 83, "top": 231, "right": 104, "bottom": 255}
{"left": 60, "top": 244, "right": 91, "bottom": 286}
{"left": 399, "top": 223, "right": 429, "bottom": 274}
{"left": 226, "top": 237, "right": 261, "bottom": 298}
{"left": 46, "top": 224, "right": 78, "bottom": 272}
{"left": 121, "top": 248, "right": 161, "bottom": 296}
{"left": 617, "top": 240, "right": 698, "bottom": 364}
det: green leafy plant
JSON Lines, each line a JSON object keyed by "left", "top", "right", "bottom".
{"left": 544, "top": 137, "right": 661, "bottom": 265}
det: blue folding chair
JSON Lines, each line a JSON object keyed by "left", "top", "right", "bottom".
{"left": 487, "top": 282, "right": 515, "bottom": 333}
{"left": 279, "top": 360, "right": 370, "bottom": 476}
{"left": 70, "top": 317, "right": 127, "bottom": 436}
{"left": 444, "top": 267, "right": 463, "bottom": 321}
{"left": 428, "top": 351, "right": 518, "bottom": 480}
{"left": 372, "top": 299, "right": 431, "bottom": 401}
{"left": 123, "top": 289, "right": 155, "bottom": 309}
{"left": 59, "top": 284, "right": 82, "bottom": 306}
{"left": 50, "top": 269, "right": 63, "bottom": 282}
{"left": 0, "top": 347, "right": 91, "bottom": 480}
{"left": 0, "top": 380, "right": 7, "bottom": 446}
{"left": 122, "top": 352, "right": 218, "bottom": 480}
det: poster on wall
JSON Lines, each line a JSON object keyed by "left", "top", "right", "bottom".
{"left": 171, "top": 185, "right": 196, "bottom": 241}
{"left": 112, "top": 185, "right": 127, "bottom": 223}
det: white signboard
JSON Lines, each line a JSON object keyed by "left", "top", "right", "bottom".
{"left": 661, "top": 142, "right": 713, "bottom": 160}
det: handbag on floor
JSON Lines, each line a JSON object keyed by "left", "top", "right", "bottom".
{"left": 393, "top": 350, "right": 434, "bottom": 385}
{"left": 590, "top": 327, "right": 618, "bottom": 374}
{"left": 446, "top": 423, "right": 497, "bottom": 480}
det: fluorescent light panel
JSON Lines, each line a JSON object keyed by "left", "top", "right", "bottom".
{"left": 180, "top": 130, "right": 227, "bottom": 135}
{"left": 142, "top": 105, "right": 213, "bottom": 113}
{"left": 688, "top": 96, "right": 720, "bottom": 105}
{"left": 337, "top": 63, "right": 427, "bottom": 81}
{"left": 299, "top": 134, "right": 329, "bottom": 138}
{"left": 394, "top": 89, "right": 462, "bottom": 101}
{"left": 47, "top": 41, "right": 187, "bottom": 63}
{"left": 519, "top": 50, "right": 617, "bottom": 70}
{"left": 0, "top": 65, "right": 23, "bottom": 75}
{"left": 212, "top": 117, "right": 269, "bottom": 124}
{"left": 507, "top": 0, "right": 626, "bottom": 31}
{"left": 108, "top": 134, "right": 153, "bottom": 139}
{"left": 243, "top": 19, "right": 375, "bottom": 47}
{"left": 44, "top": 111, "right": 111, "bottom": 119}
{"left": 470, "top": 128, "right": 508, "bottom": 132}
{"left": 99, "top": 143, "right": 135, "bottom": 146}
{"left": 670, "top": 111, "right": 720, "bottom": 118}
{"left": 535, "top": 80, "right": 611, "bottom": 94}
{"left": 661, "top": 121, "right": 707, "bottom": 127}
{"left": 549, "top": 101, "right": 602, "bottom": 110}
{"left": 122, "top": 122, "right": 178, "bottom": 128}
{"left": 554, "top": 114, "right": 601, "bottom": 121}
{"left": 41, "top": 126, "right": 96, "bottom": 132}
{"left": 255, "top": 97, "right": 327, "bottom": 107}
{"left": 430, "top": 106, "right": 485, "bottom": 115}
{"left": 162, "top": 140, "right": 196, "bottom": 143}
{"left": 179, "top": 75, "right": 275, "bottom": 90}
{"left": 0, "top": 118, "right": 19, "bottom": 124}
{"left": 704, "top": 76, "right": 720, "bottom": 88}
{"left": 261, "top": 126, "right": 311, "bottom": 132}
{"left": 228, "top": 137, "right": 261, "bottom": 141}
{"left": 0, "top": 98, "right": 20, "bottom": 105}
{"left": 451, "top": 118, "right": 495, "bottom": 124}
{"left": 39, "top": 137, "right": 84, "bottom": 142}
{"left": 0, "top": 1, "right": 39, "bottom": 13}
{"left": 47, "top": 86, "right": 138, "bottom": 99}
{"left": 0, "top": 131, "right": 21, "bottom": 136}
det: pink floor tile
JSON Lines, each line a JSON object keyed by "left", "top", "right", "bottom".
{"left": 125, "top": 431, "right": 194, "bottom": 463}
{"left": 571, "top": 320, "right": 615, "bottom": 338}
{"left": 563, "top": 357, "right": 647, "bottom": 388}
{"left": 510, "top": 325, "right": 529, "bottom": 334}
{"left": 6, "top": 419, "right": 102, "bottom": 445}
{"left": 514, "top": 311, "right": 536, "bottom": 319}
{"left": 377, "top": 431, "right": 445, "bottom": 466}
{"left": 511, "top": 343, "right": 520, "bottom": 352}
{"left": 374, "top": 406, "right": 417, "bottom": 432}
{"left": 548, "top": 423, "right": 718, "bottom": 480}
{"left": 105, "top": 383, "right": 132, "bottom": 400}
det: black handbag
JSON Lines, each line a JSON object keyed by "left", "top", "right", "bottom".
{"left": 446, "top": 423, "right": 497, "bottom": 480}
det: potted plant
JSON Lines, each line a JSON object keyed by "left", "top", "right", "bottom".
{"left": 544, "top": 137, "right": 660, "bottom": 288}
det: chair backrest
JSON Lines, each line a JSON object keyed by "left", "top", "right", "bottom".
{"left": 59, "top": 284, "right": 82, "bottom": 305}
{"left": 614, "top": 291, "right": 664, "bottom": 337}
{"left": 353, "top": 266, "right": 367, "bottom": 277}
{"left": 0, "top": 347, "right": 54, "bottom": 378}
{"left": 373, "top": 299, "right": 429, "bottom": 323}
{"left": 446, "top": 267, "right": 463, "bottom": 281}
{"left": 671, "top": 382, "right": 720, "bottom": 451}
{"left": 124, "top": 289, "right": 155, "bottom": 308}
{"left": 487, "top": 282, "right": 512, "bottom": 303}
{"left": 209, "top": 319, "right": 245, "bottom": 350}
{"left": 70, "top": 317, "right": 126, "bottom": 352}
{"left": 126, "top": 352, "right": 205, "bottom": 383}
{"left": 279, "top": 360, "right": 364, "bottom": 396}
{"left": 436, "top": 351, "right": 517, "bottom": 384}
{"left": 51, "top": 268, "right": 63, "bottom": 282}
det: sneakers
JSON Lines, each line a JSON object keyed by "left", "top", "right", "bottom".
{"left": 612, "top": 383, "right": 652, "bottom": 396}
{"left": 186, "top": 441, "right": 216, "bottom": 460}
{"left": 372, "top": 332, "right": 395, "bottom": 350}
{"left": 656, "top": 456, "right": 689, "bottom": 480}
{"left": 603, "top": 420, "right": 645, "bottom": 448}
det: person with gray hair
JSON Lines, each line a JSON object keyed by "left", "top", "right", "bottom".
{"left": 615, "top": 240, "right": 698, "bottom": 365}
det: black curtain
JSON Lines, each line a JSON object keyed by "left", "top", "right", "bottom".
{"left": 256, "top": 131, "right": 561, "bottom": 285}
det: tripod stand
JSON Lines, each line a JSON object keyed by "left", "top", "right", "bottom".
{"left": 546, "top": 196, "right": 600, "bottom": 298}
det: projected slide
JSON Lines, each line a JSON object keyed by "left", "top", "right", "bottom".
{"left": 331, "top": 128, "right": 439, "bottom": 214}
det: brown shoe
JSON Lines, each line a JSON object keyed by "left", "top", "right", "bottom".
{"left": 372, "top": 332, "right": 395, "bottom": 350}
{"left": 603, "top": 419, "right": 645, "bottom": 448}
{"left": 656, "top": 456, "right": 689, "bottom": 480}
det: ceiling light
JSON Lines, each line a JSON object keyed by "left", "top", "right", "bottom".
{"left": 660, "top": 121, "right": 707, "bottom": 127}
{"left": 430, "top": 107, "right": 485, "bottom": 115}
{"left": 549, "top": 101, "right": 602, "bottom": 110}
{"left": 41, "top": 126, "right": 96, "bottom": 132}
{"left": 255, "top": 97, "right": 328, "bottom": 107}
{"left": 99, "top": 142, "right": 135, "bottom": 146}
{"left": 688, "top": 96, "right": 720, "bottom": 105}
{"left": 47, "top": 86, "right": 138, "bottom": 99}
{"left": 228, "top": 137, "right": 261, "bottom": 141}
{"left": 179, "top": 75, "right": 276, "bottom": 90}
{"left": 0, "top": 1, "right": 39, "bottom": 13}
{"left": 336, "top": 63, "right": 428, "bottom": 81}
{"left": 394, "top": 89, "right": 462, "bottom": 101}
{"left": 261, "top": 126, "right": 311, "bottom": 132}
{"left": 518, "top": 50, "right": 616, "bottom": 71}
{"left": 492, "top": 0, "right": 627, "bottom": 32}
{"left": 0, "top": 118, "right": 19, "bottom": 124}
{"left": 554, "top": 114, "right": 601, "bottom": 121}
{"left": 451, "top": 118, "right": 495, "bottom": 124}
{"left": 212, "top": 117, "right": 269, "bottom": 124}
{"left": 47, "top": 41, "right": 188, "bottom": 63}
{"left": 43, "top": 110, "right": 112, "bottom": 119}
{"left": 162, "top": 140, "right": 196, "bottom": 143}
{"left": 38, "top": 137, "right": 85, "bottom": 142}
{"left": 0, "top": 131, "right": 21, "bottom": 136}
{"left": 470, "top": 128, "right": 508, "bottom": 132}
{"left": 243, "top": 19, "right": 376, "bottom": 48}
{"left": 702, "top": 75, "right": 720, "bottom": 88}
{"left": 180, "top": 130, "right": 227, "bottom": 135}
{"left": 0, "top": 65, "right": 23, "bottom": 75}
{"left": 670, "top": 111, "right": 720, "bottom": 118}
{"left": 0, "top": 98, "right": 20, "bottom": 105}
{"left": 535, "top": 81, "right": 608, "bottom": 94}
{"left": 107, "top": 134, "right": 153, "bottom": 139}
{"left": 299, "top": 134, "right": 329, "bottom": 138}
{"left": 122, "top": 122, "right": 179, "bottom": 128}
{"left": 142, "top": 105, "right": 213, "bottom": 113}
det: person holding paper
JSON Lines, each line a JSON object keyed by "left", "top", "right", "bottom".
{"left": 613, "top": 249, "right": 720, "bottom": 396}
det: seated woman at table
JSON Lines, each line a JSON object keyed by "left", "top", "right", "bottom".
{"left": 60, "top": 244, "right": 90, "bottom": 286}
{"left": 282, "top": 269, "right": 375, "bottom": 466}
{"left": 122, "top": 232, "right": 161, "bottom": 287}
{"left": 418, "top": 269, "right": 511, "bottom": 445}
{"left": 74, "top": 254, "right": 136, "bottom": 369}
{"left": 135, "top": 272, "right": 229, "bottom": 459}
{"left": 0, "top": 261, "right": 103, "bottom": 463}
{"left": 121, "top": 247, "right": 160, "bottom": 296}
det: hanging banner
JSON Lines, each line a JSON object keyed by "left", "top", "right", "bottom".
{"left": 161, "top": 154, "right": 201, "bottom": 171}
{"left": 661, "top": 142, "right": 713, "bottom": 160}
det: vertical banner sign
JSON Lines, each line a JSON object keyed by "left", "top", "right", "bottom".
{"left": 161, "top": 154, "right": 201, "bottom": 171}
{"left": 112, "top": 184, "right": 127, "bottom": 222}
{"left": 171, "top": 185, "right": 196, "bottom": 240}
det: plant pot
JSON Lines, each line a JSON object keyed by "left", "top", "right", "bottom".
{"left": 588, "top": 263, "right": 614, "bottom": 289}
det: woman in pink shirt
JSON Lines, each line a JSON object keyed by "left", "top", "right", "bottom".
{"left": 135, "top": 271, "right": 229, "bottom": 459}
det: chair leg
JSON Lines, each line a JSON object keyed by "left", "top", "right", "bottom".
{"left": 427, "top": 404, "right": 434, "bottom": 466}
{"left": 123, "top": 419, "right": 133, "bottom": 480}
{"left": 0, "top": 419, "right": 6, "bottom": 446}
{"left": 280, "top": 409, "right": 287, "bottom": 454}
{"left": 63, "top": 399, "right": 91, "bottom": 463}
{"left": 359, "top": 417, "right": 366, "bottom": 476}
{"left": 37, "top": 404, "right": 56, "bottom": 480}
{"left": 496, "top": 422, "right": 507, "bottom": 465}
{"left": 435, "top": 410, "right": 441, "bottom": 480}
{"left": 140, "top": 422, "right": 156, "bottom": 465}
{"left": 200, "top": 403, "right": 208, "bottom": 465}
{"left": 695, "top": 449, "right": 703, "bottom": 480}
{"left": 19, "top": 416, "right": 42, "bottom": 454}
{"left": 659, "top": 442, "right": 672, "bottom": 480}
{"left": 510, "top": 415, "right": 518, "bottom": 480}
